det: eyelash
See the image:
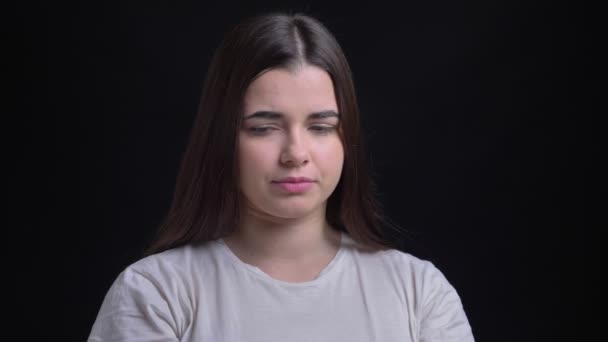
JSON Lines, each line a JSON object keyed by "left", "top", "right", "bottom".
{"left": 248, "top": 126, "right": 335, "bottom": 136}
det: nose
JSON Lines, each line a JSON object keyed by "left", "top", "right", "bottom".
{"left": 279, "top": 131, "right": 310, "bottom": 167}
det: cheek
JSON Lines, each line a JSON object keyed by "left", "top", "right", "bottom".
{"left": 238, "top": 140, "right": 274, "bottom": 178}
{"left": 316, "top": 140, "right": 345, "bottom": 171}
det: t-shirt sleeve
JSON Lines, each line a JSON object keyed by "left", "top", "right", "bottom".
{"left": 418, "top": 261, "right": 475, "bottom": 342}
{"left": 87, "top": 267, "right": 180, "bottom": 342}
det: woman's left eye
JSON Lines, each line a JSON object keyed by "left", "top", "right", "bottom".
{"left": 310, "top": 125, "right": 335, "bottom": 134}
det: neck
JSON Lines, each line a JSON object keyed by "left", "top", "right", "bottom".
{"left": 225, "top": 206, "right": 341, "bottom": 264}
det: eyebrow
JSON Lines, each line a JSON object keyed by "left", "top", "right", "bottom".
{"left": 243, "top": 110, "right": 340, "bottom": 121}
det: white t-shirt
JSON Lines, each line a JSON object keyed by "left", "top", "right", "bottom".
{"left": 88, "top": 231, "right": 475, "bottom": 341}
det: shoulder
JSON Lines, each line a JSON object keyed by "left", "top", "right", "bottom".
{"left": 380, "top": 249, "right": 448, "bottom": 285}
{"left": 377, "top": 249, "right": 458, "bottom": 302}
{"left": 369, "top": 248, "right": 475, "bottom": 340}
{"left": 119, "top": 241, "right": 219, "bottom": 289}
{"left": 346, "top": 240, "right": 462, "bottom": 304}
{"left": 349, "top": 238, "right": 441, "bottom": 286}
{"left": 89, "top": 243, "right": 218, "bottom": 340}
{"left": 127, "top": 244, "right": 194, "bottom": 276}
{"left": 97, "top": 240, "right": 222, "bottom": 309}
{"left": 377, "top": 247, "right": 434, "bottom": 272}
{"left": 370, "top": 250, "right": 475, "bottom": 341}
{"left": 104, "top": 245, "right": 198, "bottom": 303}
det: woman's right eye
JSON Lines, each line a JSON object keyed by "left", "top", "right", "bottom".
{"left": 248, "top": 127, "right": 273, "bottom": 135}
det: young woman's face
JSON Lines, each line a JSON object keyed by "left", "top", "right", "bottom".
{"left": 238, "top": 65, "right": 344, "bottom": 220}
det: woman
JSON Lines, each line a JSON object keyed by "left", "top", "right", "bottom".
{"left": 88, "top": 12, "right": 475, "bottom": 342}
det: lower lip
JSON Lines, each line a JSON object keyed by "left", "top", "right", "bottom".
{"left": 273, "top": 181, "right": 314, "bottom": 193}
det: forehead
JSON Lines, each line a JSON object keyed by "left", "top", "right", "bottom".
{"left": 243, "top": 66, "right": 338, "bottom": 114}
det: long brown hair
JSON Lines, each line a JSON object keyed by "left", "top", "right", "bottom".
{"left": 144, "top": 12, "right": 403, "bottom": 256}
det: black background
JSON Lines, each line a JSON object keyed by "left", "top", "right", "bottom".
{"left": 15, "top": 0, "right": 582, "bottom": 341}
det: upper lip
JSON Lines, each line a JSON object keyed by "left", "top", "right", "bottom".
{"left": 273, "top": 177, "right": 315, "bottom": 183}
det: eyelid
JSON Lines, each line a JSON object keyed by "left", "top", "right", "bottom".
{"left": 307, "top": 125, "right": 336, "bottom": 136}
{"left": 248, "top": 123, "right": 334, "bottom": 128}
{"left": 246, "top": 124, "right": 335, "bottom": 135}
{"left": 248, "top": 125, "right": 277, "bottom": 131}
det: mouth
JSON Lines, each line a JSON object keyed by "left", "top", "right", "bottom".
{"left": 272, "top": 177, "right": 315, "bottom": 183}
{"left": 271, "top": 180, "right": 315, "bottom": 193}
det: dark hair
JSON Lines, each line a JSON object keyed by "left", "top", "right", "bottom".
{"left": 144, "top": 12, "right": 402, "bottom": 256}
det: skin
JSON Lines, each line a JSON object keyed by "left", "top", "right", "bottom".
{"left": 223, "top": 64, "right": 344, "bottom": 282}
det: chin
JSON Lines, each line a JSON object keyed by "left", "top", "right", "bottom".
{"left": 266, "top": 203, "right": 321, "bottom": 219}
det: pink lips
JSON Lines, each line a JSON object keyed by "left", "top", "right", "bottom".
{"left": 272, "top": 177, "right": 315, "bottom": 193}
